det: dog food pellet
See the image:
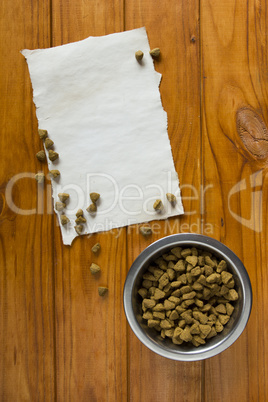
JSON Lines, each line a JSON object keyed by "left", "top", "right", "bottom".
{"left": 153, "top": 199, "right": 163, "bottom": 211}
{"left": 58, "top": 193, "right": 69, "bottom": 202}
{"left": 98, "top": 287, "right": 108, "bottom": 296}
{"left": 74, "top": 224, "right": 83, "bottom": 235}
{"left": 90, "top": 192, "right": 100, "bottom": 203}
{"left": 49, "top": 169, "right": 60, "bottom": 179}
{"left": 138, "top": 246, "right": 238, "bottom": 347}
{"left": 76, "top": 209, "right": 83, "bottom": 217}
{"left": 166, "top": 193, "right": 176, "bottom": 203}
{"left": 135, "top": 50, "right": 144, "bottom": 61}
{"left": 75, "top": 216, "right": 86, "bottom": 224}
{"left": 150, "top": 48, "right": 161, "bottom": 58}
{"left": 35, "top": 172, "right": 45, "bottom": 183}
{"left": 90, "top": 263, "right": 101, "bottom": 275}
{"left": 45, "top": 138, "right": 54, "bottom": 149}
{"left": 60, "top": 215, "right": 69, "bottom": 225}
{"left": 36, "top": 150, "right": 46, "bottom": 162}
{"left": 55, "top": 202, "right": 65, "bottom": 211}
{"left": 91, "top": 243, "right": 101, "bottom": 254}
{"left": 87, "top": 203, "right": 97, "bottom": 213}
{"left": 38, "top": 129, "right": 48, "bottom": 140}
{"left": 140, "top": 226, "right": 152, "bottom": 236}
{"left": 48, "top": 150, "right": 59, "bottom": 161}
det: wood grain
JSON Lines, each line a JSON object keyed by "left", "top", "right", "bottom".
{"left": 0, "top": 0, "right": 55, "bottom": 400}
{"left": 1, "top": 0, "right": 268, "bottom": 400}
{"left": 125, "top": 0, "right": 203, "bottom": 401}
{"left": 201, "top": 0, "right": 268, "bottom": 400}
{"left": 51, "top": 1, "right": 128, "bottom": 401}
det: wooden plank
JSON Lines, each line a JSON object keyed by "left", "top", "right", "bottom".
{"left": 51, "top": 1, "right": 128, "bottom": 400}
{"left": 125, "top": 1, "right": 203, "bottom": 401}
{"left": 0, "top": 0, "right": 55, "bottom": 400}
{"left": 201, "top": 0, "right": 268, "bottom": 400}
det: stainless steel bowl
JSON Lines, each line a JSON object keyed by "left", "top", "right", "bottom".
{"left": 123, "top": 233, "right": 252, "bottom": 361}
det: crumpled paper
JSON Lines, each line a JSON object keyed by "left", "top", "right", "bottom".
{"left": 22, "top": 27, "right": 184, "bottom": 245}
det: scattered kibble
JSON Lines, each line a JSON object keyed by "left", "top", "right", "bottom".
{"left": 45, "top": 138, "right": 54, "bottom": 149}
{"left": 153, "top": 199, "right": 163, "bottom": 211}
{"left": 74, "top": 224, "right": 83, "bottom": 235}
{"left": 36, "top": 150, "right": 46, "bottom": 162}
{"left": 140, "top": 226, "right": 152, "bottom": 236}
{"left": 87, "top": 203, "right": 97, "bottom": 213}
{"left": 58, "top": 193, "right": 69, "bottom": 202}
{"left": 138, "top": 247, "right": 238, "bottom": 347}
{"left": 48, "top": 150, "right": 59, "bottom": 161}
{"left": 49, "top": 169, "right": 60, "bottom": 179}
{"left": 75, "top": 216, "right": 86, "bottom": 224}
{"left": 98, "top": 287, "right": 108, "bottom": 296}
{"left": 55, "top": 201, "right": 65, "bottom": 211}
{"left": 135, "top": 50, "right": 144, "bottom": 61}
{"left": 91, "top": 243, "right": 101, "bottom": 254}
{"left": 60, "top": 215, "right": 69, "bottom": 225}
{"left": 166, "top": 193, "right": 176, "bottom": 204}
{"left": 38, "top": 129, "right": 48, "bottom": 140}
{"left": 90, "top": 263, "right": 101, "bottom": 275}
{"left": 35, "top": 172, "right": 45, "bottom": 183}
{"left": 90, "top": 192, "right": 100, "bottom": 203}
{"left": 149, "top": 48, "right": 160, "bottom": 58}
{"left": 76, "top": 209, "right": 83, "bottom": 218}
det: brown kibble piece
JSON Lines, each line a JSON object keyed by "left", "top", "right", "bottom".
{"left": 75, "top": 216, "right": 87, "bottom": 224}
{"left": 218, "top": 314, "right": 230, "bottom": 325}
{"left": 180, "top": 326, "right": 193, "bottom": 342}
{"left": 166, "top": 193, "right": 176, "bottom": 203}
{"left": 35, "top": 172, "right": 45, "bottom": 183}
{"left": 160, "top": 320, "right": 172, "bottom": 330}
{"left": 215, "top": 304, "right": 226, "bottom": 314}
{"left": 49, "top": 169, "right": 60, "bottom": 179}
{"left": 225, "top": 289, "right": 239, "bottom": 301}
{"left": 48, "top": 150, "right": 59, "bottom": 161}
{"left": 153, "top": 199, "right": 163, "bottom": 211}
{"left": 226, "top": 302, "right": 234, "bottom": 316}
{"left": 164, "top": 300, "right": 176, "bottom": 310}
{"left": 87, "top": 203, "right": 97, "bottom": 213}
{"left": 45, "top": 138, "right": 54, "bottom": 149}
{"left": 36, "top": 150, "right": 46, "bottom": 162}
{"left": 76, "top": 209, "right": 83, "bottom": 217}
{"left": 148, "top": 319, "right": 160, "bottom": 328}
{"left": 138, "top": 288, "right": 147, "bottom": 299}
{"left": 139, "top": 226, "right": 152, "bottom": 236}
{"left": 142, "top": 299, "right": 156, "bottom": 309}
{"left": 135, "top": 50, "right": 144, "bottom": 61}
{"left": 90, "top": 263, "right": 101, "bottom": 275}
{"left": 90, "top": 192, "right": 100, "bottom": 203}
{"left": 38, "top": 129, "right": 48, "bottom": 140}
{"left": 74, "top": 224, "right": 83, "bottom": 235}
{"left": 153, "top": 288, "right": 165, "bottom": 300}
{"left": 150, "top": 47, "right": 161, "bottom": 58}
{"left": 182, "top": 291, "right": 196, "bottom": 300}
{"left": 186, "top": 256, "right": 198, "bottom": 267}
{"left": 60, "top": 215, "right": 69, "bottom": 225}
{"left": 58, "top": 193, "right": 69, "bottom": 202}
{"left": 221, "top": 271, "right": 233, "bottom": 284}
{"left": 91, "top": 242, "right": 101, "bottom": 254}
{"left": 98, "top": 287, "right": 108, "bottom": 296}
{"left": 206, "top": 273, "right": 220, "bottom": 284}
{"left": 217, "top": 260, "right": 228, "bottom": 273}
{"left": 171, "top": 247, "right": 182, "bottom": 258}
{"left": 55, "top": 201, "right": 65, "bottom": 211}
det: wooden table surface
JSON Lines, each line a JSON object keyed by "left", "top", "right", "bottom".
{"left": 1, "top": 0, "right": 268, "bottom": 401}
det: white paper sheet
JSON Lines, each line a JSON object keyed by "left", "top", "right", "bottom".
{"left": 22, "top": 27, "right": 184, "bottom": 245}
